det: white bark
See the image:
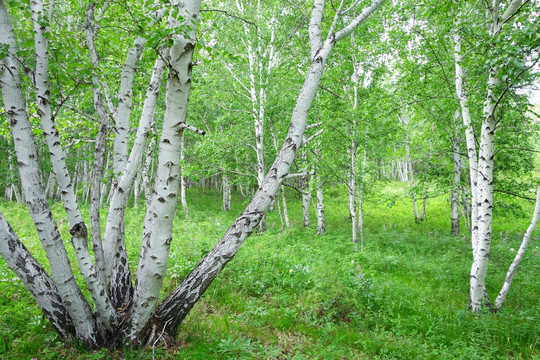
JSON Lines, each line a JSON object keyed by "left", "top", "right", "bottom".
{"left": 102, "top": 56, "right": 165, "bottom": 285}
{"left": 127, "top": 0, "right": 201, "bottom": 342}
{"left": 180, "top": 130, "right": 189, "bottom": 218}
{"left": 143, "top": 137, "right": 156, "bottom": 208}
{"left": 400, "top": 108, "right": 419, "bottom": 221}
{"left": 222, "top": 173, "right": 231, "bottom": 211}
{"left": 315, "top": 141, "right": 325, "bottom": 235}
{"left": 85, "top": 2, "right": 114, "bottom": 293}
{"left": 495, "top": 186, "right": 540, "bottom": 309}
{"left": 113, "top": 37, "right": 146, "bottom": 176}
{"left": 358, "top": 125, "right": 368, "bottom": 251}
{"left": 31, "top": 0, "right": 117, "bottom": 330}
{"left": 455, "top": 0, "right": 526, "bottom": 311}
{"left": 0, "top": 0, "right": 98, "bottom": 346}
{"left": 281, "top": 185, "right": 291, "bottom": 227}
{"left": 301, "top": 136, "right": 312, "bottom": 227}
{"left": 0, "top": 212, "right": 71, "bottom": 338}
{"left": 45, "top": 171, "right": 57, "bottom": 200}
{"left": 348, "top": 135, "right": 358, "bottom": 244}
{"left": 451, "top": 109, "right": 462, "bottom": 236}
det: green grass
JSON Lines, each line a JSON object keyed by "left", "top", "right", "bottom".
{"left": 0, "top": 184, "right": 539, "bottom": 359}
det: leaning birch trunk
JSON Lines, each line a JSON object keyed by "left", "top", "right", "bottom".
{"left": 151, "top": 0, "right": 386, "bottom": 341}
{"left": 451, "top": 110, "right": 461, "bottom": 236}
{"left": 0, "top": 212, "right": 71, "bottom": 338}
{"left": 0, "top": 0, "right": 99, "bottom": 346}
{"left": 272, "top": 131, "right": 290, "bottom": 227}
{"left": 143, "top": 137, "right": 155, "bottom": 208}
{"left": 494, "top": 186, "right": 540, "bottom": 309}
{"left": 101, "top": 56, "right": 165, "bottom": 288}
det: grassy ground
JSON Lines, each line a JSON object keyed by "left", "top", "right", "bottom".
{"left": 0, "top": 184, "right": 539, "bottom": 359}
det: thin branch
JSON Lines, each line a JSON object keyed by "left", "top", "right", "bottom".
{"left": 334, "top": 0, "right": 386, "bottom": 43}
{"left": 282, "top": 181, "right": 310, "bottom": 195}
{"left": 494, "top": 188, "right": 535, "bottom": 201}
{"left": 61, "top": 105, "right": 101, "bottom": 123}
{"left": 179, "top": 123, "right": 206, "bottom": 136}
{"left": 319, "top": 84, "right": 344, "bottom": 99}
{"left": 200, "top": 8, "right": 257, "bottom": 28}
{"left": 285, "top": 171, "right": 315, "bottom": 179}
{"left": 306, "top": 121, "right": 323, "bottom": 130}
{"left": 302, "top": 128, "right": 324, "bottom": 147}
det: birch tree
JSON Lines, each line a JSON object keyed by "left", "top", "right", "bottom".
{"left": 453, "top": 0, "right": 539, "bottom": 311}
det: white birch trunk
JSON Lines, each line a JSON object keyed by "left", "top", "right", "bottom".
{"left": 401, "top": 109, "right": 419, "bottom": 221}
{"left": 281, "top": 185, "right": 291, "bottom": 227}
{"left": 358, "top": 126, "right": 368, "bottom": 251}
{"left": 494, "top": 186, "right": 540, "bottom": 309}
{"left": 143, "top": 137, "right": 155, "bottom": 208}
{"left": 180, "top": 130, "right": 189, "bottom": 218}
{"left": 222, "top": 173, "right": 231, "bottom": 211}
{"left": 0, "top": 0, "right": 98, "bottom": 346}
{"left": 451, "top": 109, "right": 461, "bottom": 236}
{"left": 0, "top": 212, "right": 71, "bottom": 337}
{"left": 316, "top": 178, "right": 325, "bottom": 234}
{"left": 127, "top": 0, "right": 201, "bottom": 342}
{"left": 455, "top": 0, "right": 525, "bottom": 311}
{"left": 419, "top": 122, "right": 434, "bottom": 221}
{"left": 315, "top": 141, "right": 325, "bottom": 235}
{"left": 45, "top": 171, "right": 56, "bottom": 200}
{"left": 31, "top": 0, "right": 117, "bottom": 330}
{"left": 348, "top": 139, "right": 358, "bottom": 244}
{"left": 102, "top": 57, "right": 165, "bottom": 285}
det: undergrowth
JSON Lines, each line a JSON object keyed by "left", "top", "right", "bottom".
{"left": 0, "top": 185, "right": 539, "bottom": 359}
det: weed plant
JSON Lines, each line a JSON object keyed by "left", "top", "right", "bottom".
{"left": 0, "top": 185, "right": 539, "bottom": 359}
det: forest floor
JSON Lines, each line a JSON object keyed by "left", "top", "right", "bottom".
{"left": 0, "top": 183, "right": 539, "bottom": 359}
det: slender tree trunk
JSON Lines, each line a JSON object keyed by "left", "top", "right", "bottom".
{"left": 419, "top": 122, "right": 434, "bottom": 221}
{"left": 451, "top": 110, "right": 462, "bottom": 236}
{"left": 358, "top": 125, "right": 368, "bottom": 251}
{"left": 281, "top": 185, "right": 291, "bottom": 227}
{"left": 222, "top": 173, "right": 231, "bottom": 211}
{"left": 126, "top": 1, "right": 202, "bottom": 343}
{"left": 400, "top": 108, "right": 418, "bottom": 221}
{"left": 495, "top": 186, "right": 540, "bottom": 309}
{"left": 315, "top": 141, "right": 325, "bottom": 235}
{"left": 348, "top": 141, "right": 358, "bottom": 244}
